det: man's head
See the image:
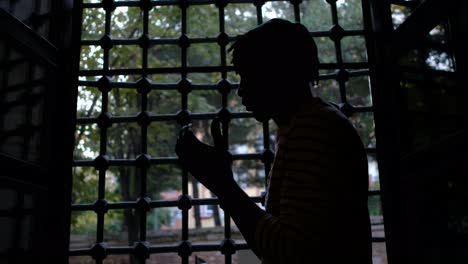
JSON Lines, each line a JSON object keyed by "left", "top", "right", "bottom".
{"left": 229, "top": 18, "right": 319, "bottom": 121}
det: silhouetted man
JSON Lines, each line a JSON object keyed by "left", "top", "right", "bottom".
{"left": 176, "top": 18, "right": 372, "bottom": 264}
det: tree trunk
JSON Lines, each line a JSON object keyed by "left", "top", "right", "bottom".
{"left": 212, "top": 203, "right": 222, "bottom": 227}
{"left": 191, "top": 177, "right": 202, "bottom": 228}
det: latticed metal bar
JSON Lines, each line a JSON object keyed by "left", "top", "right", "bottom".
{"left": 70, "top": 0, "right": 385, "bottom": 262}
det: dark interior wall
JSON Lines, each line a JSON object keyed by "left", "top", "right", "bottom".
{"left": 387, "top": 1, "right": 467, "bottom": 264}
{"left": 363, "top": 1, "right": 466, "bottom": 264}
{"left": 0, "top": 0, "right": 78, "bottom": 262}
{"left": 447, "top": 0, "right": 468, "bottom": 262}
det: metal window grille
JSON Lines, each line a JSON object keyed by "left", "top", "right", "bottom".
{"left": 70, "top": 0, "right": 386, "bottom": 263}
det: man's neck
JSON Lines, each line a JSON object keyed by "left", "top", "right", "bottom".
{"left": 272, "top": 93, "right": 316, "bottom": 129}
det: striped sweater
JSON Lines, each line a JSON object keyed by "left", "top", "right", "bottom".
{"left": 254, "top": 97, "right": 372, "bottom": 264}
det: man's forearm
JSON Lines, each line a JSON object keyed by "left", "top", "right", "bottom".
{"left": 218, "top": 182, "right": 266, "bottom": 258}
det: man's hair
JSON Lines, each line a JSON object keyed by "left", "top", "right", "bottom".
{"left": 228, "top": 18, "right": 319, "bottom": 84}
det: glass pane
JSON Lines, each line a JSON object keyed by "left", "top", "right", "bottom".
{"left": 346, "top": 75, "right": 372, "bottom": 107}
{"left": 349, "top": 112, "right": 376, "bottom": 148}
{"left": 372, "top": 242, "right": 388, "bottom": 264}
{"left": 147, "top": 253, "right": 180, "bottom": 263}
{"left": 188, "top": 72, "right": 221, "bottom": 84}
{"left": 148, "top": 90, "right": 180, "bottom": 114}
{"left": 227, "top": 90, "right": 245, "bottom": 113}
{"left": 72, "top": 167, "right": 98, "bottom": 204}
{"left": 428, "top": 24, "right": 448, "bottom": 43}
{"left": 79, "top": 75, "right": 100, "bottom": 82}
{"left": 77, "top": 86, "right": 101, "bottom": 118}
{"left": 107, "top": 123, "right": 141, "bottom": 159}
{"left": 314, "top": 78, "right": 341, "bottom": 104}
{"left": 149, "top": 73, "right": 180, "bottom": 84}
{"left": 108, "top": 87, "right": 139, "bottom": 116}
{"left": 105, "top": 167, "right": 138, "bottom": 202}
{"left": 190, "top": 119, "right": 215, "bottom": 146}
{"left": 190, "top": 251, "right": 227, "bottom": 264}
{"left": 74, "top": 123, "right": 99, "bottom": 160}
{"left": 391, "top": 4, "right": 412, "bottom": 29}
{"left": 147, "top": 207, "right": 182, "bottom": 241}
{"left": 110, "top": 45, "right": 142, "bottom": 69}
{"left": 337, "top": 0, "right": 364, "bottom": 30}
{"left": 111, "top": 7, "right": 143, "bottom": 39}
{"left": 269, "top": 119, "right": 279, "bottom": 150}
{"left": 368, "top": 195, "right": 384, "bottom": 229}
{"left": 104, "top": 209, "right": 128, "bottom": 246}
{"left": 69, "top": 256, "right": 94, "bottom": 263}
{"left": 149, "top": 6, "right": 181, "bottom": 39}
{"left": 300, "top": 0, "right": 333, "bottom": 31}
{"left": 425, "top": 49, "right": 454, "bottom": 72}
{"left": 225, "top": 4, "right": 258, "bottom": 36}
{"left": 108, "top": 255, "right": 132, "bottom": 263}
{"left": 187, "top": 43, "right": 220, "bottom": 67}
{"left": 147, "top": 121, "right": 179, "bottom": 157}
{"left": 69, "top": 211, "right": 96, "bottom": 249}
{"left": 82, "top": 8, "right": 105, "bottom": 40}
{"left": 367, "top": 154, "right": 380, "bottom": 191}
{"left": 229, "top": 118, "right": 264, "bottom": 154}
{"left": 188, "top": 183, "right": 224, "bottom": 238}
{"left": 149, "top": 44, "right": 181, "bottom": 68}
{"left": 148, "top": 165, "right": 182, "bottom": 199}
{"left": 226, "top": 71, "right": 240, "bottom": 83}
{"left": 188, "top": 90, "right": 219, "bottom": 113}
{"left": 232, "top": 159, "right": 266, "bottom": 190}
{"left": 262, "top": 1, "right": 294, "bottom": 22}
{"left": 104, "top": 169, "right": 122, "bottom": 203}
{"left": 315, "top": 37, "right": 336, "bottom": 63}
{"left": 80, "top": 45, "right": 103, "bottom": 71}
{"left": 187, "top": 5, "right": 219, "bottom": 38}
{"left": 341, "top": 36, "right": 367, "bottom": 62}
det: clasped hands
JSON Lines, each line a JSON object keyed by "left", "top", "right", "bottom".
{"left": 175, "top": 119, "right": 235, "bottom": 198}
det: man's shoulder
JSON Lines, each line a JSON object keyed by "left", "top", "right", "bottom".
{"left": 293, "top": 97, "right": 348, "bottom": 126}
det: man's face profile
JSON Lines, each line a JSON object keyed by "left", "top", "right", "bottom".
{"left": 237, "top": 69, "right": 273, "bottom": 122}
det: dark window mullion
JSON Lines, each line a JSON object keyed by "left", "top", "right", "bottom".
{"left": 179, "top": 2, "right": 190, "bottom": 264}
{"left": 103, "top": 7, "right": 112, "bottom": 72}
{"left": 328, "top": 1, "right": 347, "bottom": 104}
{"left": 255, "top": 1, "right": 263, "bottom": 25}
{"left": 292, "top": 0, "right": 300, "bottom": 23}
{"left": 216, "top": 2, "right": 235, "bottom": 263}
{"left": 92, "top": 4, "right": 113, "bottom": 262}
{"left": 137, "top": 2, "right": 151, "bottom": 250}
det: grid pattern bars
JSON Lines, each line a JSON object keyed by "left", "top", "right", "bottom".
{"left": 70, "top": 0, "right": 385, "bottom": 263}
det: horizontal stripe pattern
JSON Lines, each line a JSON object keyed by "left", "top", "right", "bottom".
{"left": 254, "top": 97, "right": 372, "bottom": 264}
